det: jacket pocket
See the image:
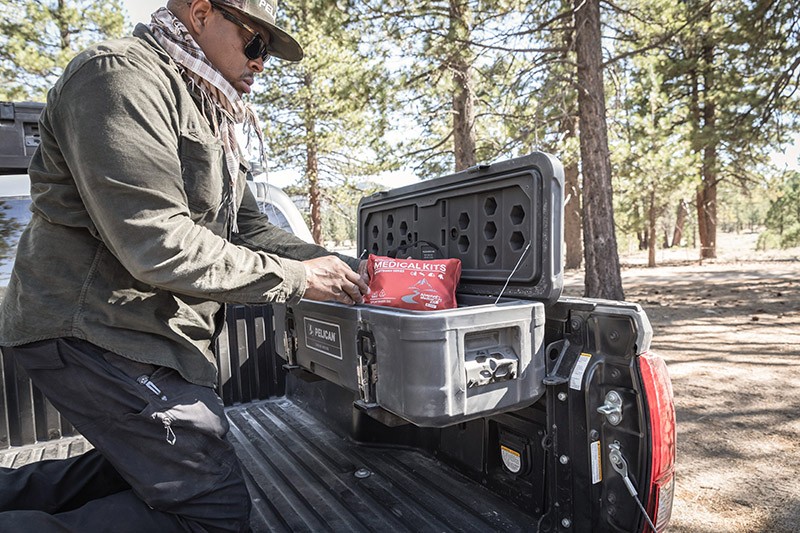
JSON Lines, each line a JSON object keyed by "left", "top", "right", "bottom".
{"left": 179, "top": 132, "right": 225, "bottom": 213}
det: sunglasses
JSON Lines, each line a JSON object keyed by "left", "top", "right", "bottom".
{"left": 210, "top": 3, "right": 270, "bottom": 62}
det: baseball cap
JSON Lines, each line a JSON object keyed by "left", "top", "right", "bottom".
{"left": 213, "top": 0, "right": 303, "bottom": 61}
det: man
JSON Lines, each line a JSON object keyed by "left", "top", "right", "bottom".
{"left": 0, "top": 0, "right": 368, "bottom": 531}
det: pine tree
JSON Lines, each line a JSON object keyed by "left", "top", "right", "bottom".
{"left": 660, "top": 0, "right": 800, "bottom": 259}
{"left": 574, "top": 0, "right": 623, "bottom": 299}
{"left": 604, "top": 0, "right": 695, "bottom": 267}
{"left": 0, "top": 0, "right": 126, "bottom": 101}
{"left": 358, "top": 0, "right": 534, "bottom": 176}
{"left": 253, "top": 0, "right": 395, "bottom": 244}
{"left": 760, "top": 170, "right": 800, "bottom": 249}
{"left": 486, "top": 1, "right": 583, "bottom": 268}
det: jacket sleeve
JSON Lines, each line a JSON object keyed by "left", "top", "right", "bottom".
{"left": 49, "top": 51, "right": 308, "bottom": 305}
{"left": 233, "top": 185, "right": 361, "bottom": 271}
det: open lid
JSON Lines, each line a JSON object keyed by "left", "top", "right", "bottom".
{"left": 358, "top": 152, "right": 564, "bottom": 305}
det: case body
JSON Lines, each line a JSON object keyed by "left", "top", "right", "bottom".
{"left": 274, "top": 153, "right": 564, "bottom": 427}
{"left": 275, "top": 296, "right": 544, "bottom": 426}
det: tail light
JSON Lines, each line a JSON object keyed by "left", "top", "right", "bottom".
{"left": 638, "top": 351, "right": 676, "bottom": 532}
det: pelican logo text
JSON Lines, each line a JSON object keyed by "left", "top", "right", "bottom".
{"left": 303, "top": 317, "right": 343, "bottom": 359}
{"left": 308, "top": 323, "right": 337, "bottom": 343}
{"left": 258, "top": 0, "right": 275, "bottom": 16}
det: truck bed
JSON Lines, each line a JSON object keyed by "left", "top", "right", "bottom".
{"left": 0, "top": 398, "right": 538, "bottom": 532}
{"left": 228, "top": 398, "right": 537, "bottom": 532}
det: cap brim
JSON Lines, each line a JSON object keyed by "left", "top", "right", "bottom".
{"left": 223, "top": 1, "right": 304, "bottom": 62}
{"left": 259, "top": 22, "right": 304, "bottom": 62}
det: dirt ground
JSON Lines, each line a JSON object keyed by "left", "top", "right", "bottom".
{"left": 563, "top": 232, "right": 800, "bottom": 533}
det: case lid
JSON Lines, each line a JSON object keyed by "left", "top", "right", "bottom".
{"left": 358, "top": 152, "right": 564, "bottom": 305}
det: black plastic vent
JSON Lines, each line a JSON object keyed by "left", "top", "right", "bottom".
{"left": 484, "top": 221, "right": 497, "bottom": 240}
{"left": 510, "top": 205, "right": 525, "bottom": 225}
{"left": 458, "top": 235, "right": 470, "bottom": 253}
{"left": 484, "top": 197, "right": 497, "bottom": 216}
{"left": 510, "top": 231, "right": 525, "bottom": 251}
{"left": 483, "top": 246, "right": 497, "bottom": 264}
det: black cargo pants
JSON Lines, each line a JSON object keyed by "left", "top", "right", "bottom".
{"left": 0, "top": 338, "right": 251, "bottom": 532}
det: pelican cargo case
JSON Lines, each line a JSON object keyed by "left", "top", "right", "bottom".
{"left": 274, "top": 152, "right": 564, "bottom": 427}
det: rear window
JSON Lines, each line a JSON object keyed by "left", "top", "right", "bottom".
{"left": 257, "top": 200, "right": 293, "bottom": 234}
{"left": 0, "top": 196, "right": 32, "bottom": 285}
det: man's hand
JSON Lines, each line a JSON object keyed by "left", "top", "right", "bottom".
{"left": 357, "top": 259, "right": 369, "bottom": 284}
{"left": 302, "top": 256, "right": 370, "bottom": 305}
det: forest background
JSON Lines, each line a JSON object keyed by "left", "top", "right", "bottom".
{"left": 1, "top": 0, "right": 799, "bottom": 299}
{"left": 2, "top": 3, "right": 800, "bottom": 529}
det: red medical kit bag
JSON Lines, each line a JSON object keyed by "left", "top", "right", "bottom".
{"left": 364, "top": 254, "right": 462, "bottom": 311}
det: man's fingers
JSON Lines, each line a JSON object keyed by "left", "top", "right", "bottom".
{"left": 342, "top": 272, "right": 368, "bottom": 303}
{"left": 357, "top": 259, "right": 370, "bottom": 284}
{"left": 302, "top": 255, "right": 370, "bottom": 305}
{"left": 342, "top": 282, "right": 362, "bottom": 304}
{"left": 347, "top": 270, "right": 370, "bottom": 295}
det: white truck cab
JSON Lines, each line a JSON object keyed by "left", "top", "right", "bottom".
{"left": 246, "top": 163, "right": 313, "bottom": 243}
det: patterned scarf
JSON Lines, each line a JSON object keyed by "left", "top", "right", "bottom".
{"left": 149, "top": 7, "right": 266, "bottom": 232}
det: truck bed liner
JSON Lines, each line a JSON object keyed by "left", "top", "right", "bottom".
{"left": 227, "top": 399, "right": 538, "bottom": 532}
{"left": 0, "top": 435, "right": 92, "bottom": 468}
{"left": 0, "top": 398, "right": 538, "bottom": 531}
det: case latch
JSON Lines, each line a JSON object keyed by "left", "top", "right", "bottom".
{"left": 356, "top": 324, "right": 377, "bottom": 404}
{"left": 283, "top": 309, "right": 298, "bottom": 367}
{"left": 464, "top": 347, "right": 518, "bottom": 388}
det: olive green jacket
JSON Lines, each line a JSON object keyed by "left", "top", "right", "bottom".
{"left": 0, "top": 25, "right": 357, "bottom": 387}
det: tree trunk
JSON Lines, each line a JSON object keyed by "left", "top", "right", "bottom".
{"left": 648, "top": 188, "right": 657, "bottom": 267}
{"left": 57, "top": 0, "right": 71, "bottom": 50}
{"left": 696, "top": 175, "right": 717, "bottom": 259}
{"left": 695, "top": 2, "right": 718, "bottom": 260}
{"left": 563, "top": 117, "right": 583, "bottom": 270}
{"left": 304, "top": 73, "right": 323, "bottom": 244}
{"left": 697, "top": 129, "right": 718, "bottom": 259}
{"left": 307, "top": 139, "right": 322, "bottom": 244}
{"left": 574, "top": 0, "right": 624, "bottom": 299}
{"left": 672, "top": 199, "right": 687, "bottom": 247}
{"left": 564, "top": 157, "right": 583, "bottom": 269}
{"left": 449, "top": 0, "right": 476, "bottom": 172}
{"left": 560, "top": 8, "right": 582, "bottom": 270}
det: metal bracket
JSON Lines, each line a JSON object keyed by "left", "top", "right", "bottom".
{"left": 543, "top": 339, "right": 580, "bottom": 386}
{"left": 353, "top": 400, "right": 409, "bottom": 427}
{"left": 597, "top": 390, "right": 623, "bottom": 426}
